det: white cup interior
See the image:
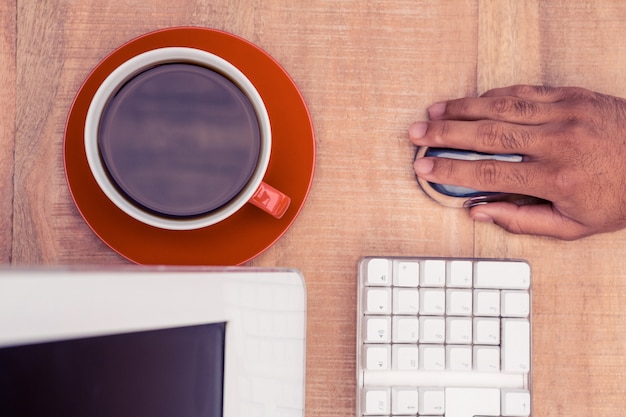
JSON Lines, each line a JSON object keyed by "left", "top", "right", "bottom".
{"left": 85, "top": 47, "right": 271, "bottom": 230}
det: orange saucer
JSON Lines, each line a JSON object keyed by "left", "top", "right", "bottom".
{"left": 64, "top": 27, "right": 315, "bottom": 265}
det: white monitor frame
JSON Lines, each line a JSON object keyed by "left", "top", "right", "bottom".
{"left": 0, "top": 267, "right": 307, "bottom": 417}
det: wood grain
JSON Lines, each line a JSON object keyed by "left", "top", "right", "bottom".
{"left": 3, "top": 1, "right": 626, "bottom": 416}
{"left": 0, "top": 0, "right": 15, "bottom": 263}
{"left": 251, "top": 2, "right": 479, "bottom": 414}
{"left": 475, "top": 1, "right": 626, "bottom": 416}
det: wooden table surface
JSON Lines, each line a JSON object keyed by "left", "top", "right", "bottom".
{"left": 2, "top": 1, "right": 625, "bottom": 415}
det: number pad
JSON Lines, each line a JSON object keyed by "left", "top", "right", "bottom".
{"left": 357, "top": 257, "right": 532, "bottom": 417}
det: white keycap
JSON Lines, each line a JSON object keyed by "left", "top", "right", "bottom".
{"left": 446, "top": 345, "right": 472, "bottom": 371}
{"left": 419, "top": 387, "right": 445, "bottom": 415}
{"left": 474, "top": 289, "right": 500, "bottom": 316}
{"left": 445, "top": 387, "right": 500, "bottom": 417}
{"left": 446, "top": 289, "right": 473, "bottom": 315}
{"left": 395, "top": 261, "right": 419, "bottom": 286}
{"left": 363, "top": 345, "right": 390, "bottom": 370}
{"left": 392, "top": 387, "right": 419, "bottom": 415}
{"left": 393, "top": 345, "right": 419, "bottom": 370}
{"left": 475, "top": 261, "right": 530, "bottom": 289}
{"left": 501, "top": 290, "right": 530, "bottom": 317}
{"left": 446, "top": 317, "right": 473, "bottom": 344}
{"left": 362, "top": 387, "right": 390, "bottom": 415}
{"left": 392, "top": 316, "right": 419, "bottom": 343}
{"left": 366, "top": 258, "right": 391, "bottom": 286}
{"left": 473, "top": 317, "right": 500, "bottom": 345}
{"left": 421, "top": 260, "right": 446, "bottom": 287}
{"left": 363, "top": 369, "right": 525, "bottom": 388}
{"left": 502, "top": 319, "right": 530, "bottom": 373}
{"left": 420, "top": 288, "right": 446, "bottom": 315}
{"left": 364, "top": 288, "right": 391, "bottom": 314}
{"left": 419, "top": 345, "right": 445, "bottom": 370}
{"left": 364, "top": 316, "right": 391, "bottom": 343}
{"left": 420, "top": 316, "right": 445, "bottom": 343}
{"left": 502, "top": 389, "right": 531, "bottom": 416}
{"left": 474, "top": 346, "right": 500, "bottom": 372}
{"left": 393, "top": 288, "right": 419, "bottom": 314}
{"left": 447, "top": 260, "right": 473, "bottom": 287}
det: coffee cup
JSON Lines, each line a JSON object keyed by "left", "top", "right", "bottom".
{"left": 84, "top": 47, "right": 290, "bottom": 230}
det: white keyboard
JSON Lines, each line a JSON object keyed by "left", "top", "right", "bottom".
{"left": 224, "top": 274, "right": 307, "bottom": 417}
{"left": 356, "top": 257, "right": 532, "bottom": 417}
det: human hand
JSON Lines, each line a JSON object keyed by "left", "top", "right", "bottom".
{"left": 409, "top": 85, "right": 626, "bottom": 240}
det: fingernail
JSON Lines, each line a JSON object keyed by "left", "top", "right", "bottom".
{"left": 409, "top": 122, "right": 428, "bottom": 139}
{"left": 414, "top": 157, "right": 434, "bottom": 175}
{"left": 428, "top": 102, "right": 447, "bottom": 119}
{"left": 471, "top": 211, "right": 494, "bottom": 223}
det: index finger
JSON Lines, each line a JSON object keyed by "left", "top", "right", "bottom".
{"left": 480, "top": 85, "right": 566, "bottom": 102}
{"left": 429, "top": 96, "right": 554, "bottom": 125}
{"left": 409, "top": 119, "right": 543, "bottom": 156}
{"left": 480, "top": 85, "right": 597, "bottom": 105}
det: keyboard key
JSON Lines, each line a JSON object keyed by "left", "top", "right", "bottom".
{"left": 502, "top": 319, "right": 530, "bottom": 373}
{"left": 445, "top": 387, "right": 500, "bottom": 417}
{"left": 473, "top": 317, "right": 500, "bottom": 345}
{"left": 419, "top": 344, "right": 446, "bottom": 370}
{"left": 392, "top": 345, "right": 419, "bottom": 370}
{"left": 420, "top": 288, "right": 446, "bottom": 315}
{"left": 392, "top": 316, "right": 419, "bottom": 343}
{"left": 475, "top": 261, "right": 530, "bottom": 289}
{"left": 364, "top": 288, "right": 391, "bottom": 314}
{"left": 446, "top": 317, "right": 472, "bottom": 344}
{"left": 446, "top": 288, "right": 473, "bottom": 315}
{"left": 393, "top": 288, "right": 419, "bottom": 314}
{"left": 392, "top": 387, "right": 419, "bottom": 414}
{"left": 421, "top": 260, "right": 446, "bottom": 287}
{"left": 474, "top": 346, "right": 500, "bottom": 372}
{"left": 501, "top": 290, "right": 530, "bottom": 317}
{"left": 420, "top": 316, "right": 445, "bottom": 343}
{"left": 362, "top": 387, "right": 390, "bottom": 415}
{"left": 362, "top": 369, "right": 526, "bottom": 388}
{"left": 366, "top": 258, "right": 391, "bottom": 286}
{"left": 502, "top": 389, "right": 531, "bottom": 416}
{"left": 473, "top": 289, "right": 500, "bottom": 316}
{"left": 395, "top": 261, "right": 419, "bottom": 286}
{"left": 364, "top": 316, "right": 391, "bottom": 343}
{"left": 363, "top": 345, "right": 390, "bottom": 370}
{"left": 446, "top": 345, "right": 472, "bottom": 371}
{"left": 419, "top": 387, "right": 445, "bottom": 415}
{"left": 447, "top": 260, "right": 473, "bottom": 287}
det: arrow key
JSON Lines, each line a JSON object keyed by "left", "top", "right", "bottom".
{"left": 502, "top": 389, "right": 531, "bottom": 417}
{"left": 364, "top": 288, "right": 391, "bottom": 315}
{"left": 392, "top": 387, "right": 418, "bottom": 415}
{"left": 363, "top": 316, "right": 391, "bottom": 343}
{"left": 419, "top": 387, "right": 445, "bottom": 415}
{"left": 362, "top": 345, "right": 390, "bottom": 370}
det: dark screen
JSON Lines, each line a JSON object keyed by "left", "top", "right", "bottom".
{"left": 0, "top": 322, "right": 226, "bottom": 417}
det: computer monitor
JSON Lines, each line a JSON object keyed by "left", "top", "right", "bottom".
{"left": 0, "top": 267, "right": 306, "bottom": 417}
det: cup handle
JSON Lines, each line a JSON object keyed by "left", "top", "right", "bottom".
{"left": 250, "top": 181, "right": 291, "bottom": 219}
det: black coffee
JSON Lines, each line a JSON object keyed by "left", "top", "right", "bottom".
{"left": 98, "top": 63, "right": 261, "bottom": 217}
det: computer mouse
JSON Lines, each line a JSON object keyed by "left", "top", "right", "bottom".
{"left": 414, "top": 147, "right": 540, "bottom": 208}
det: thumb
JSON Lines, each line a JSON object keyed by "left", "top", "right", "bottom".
{"left": 469, "top": 202, "right": 589, "bottom": 240}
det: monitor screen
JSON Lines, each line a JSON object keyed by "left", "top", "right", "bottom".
{"left": 0, "top": 322, "right": 226, "bottom": 417}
